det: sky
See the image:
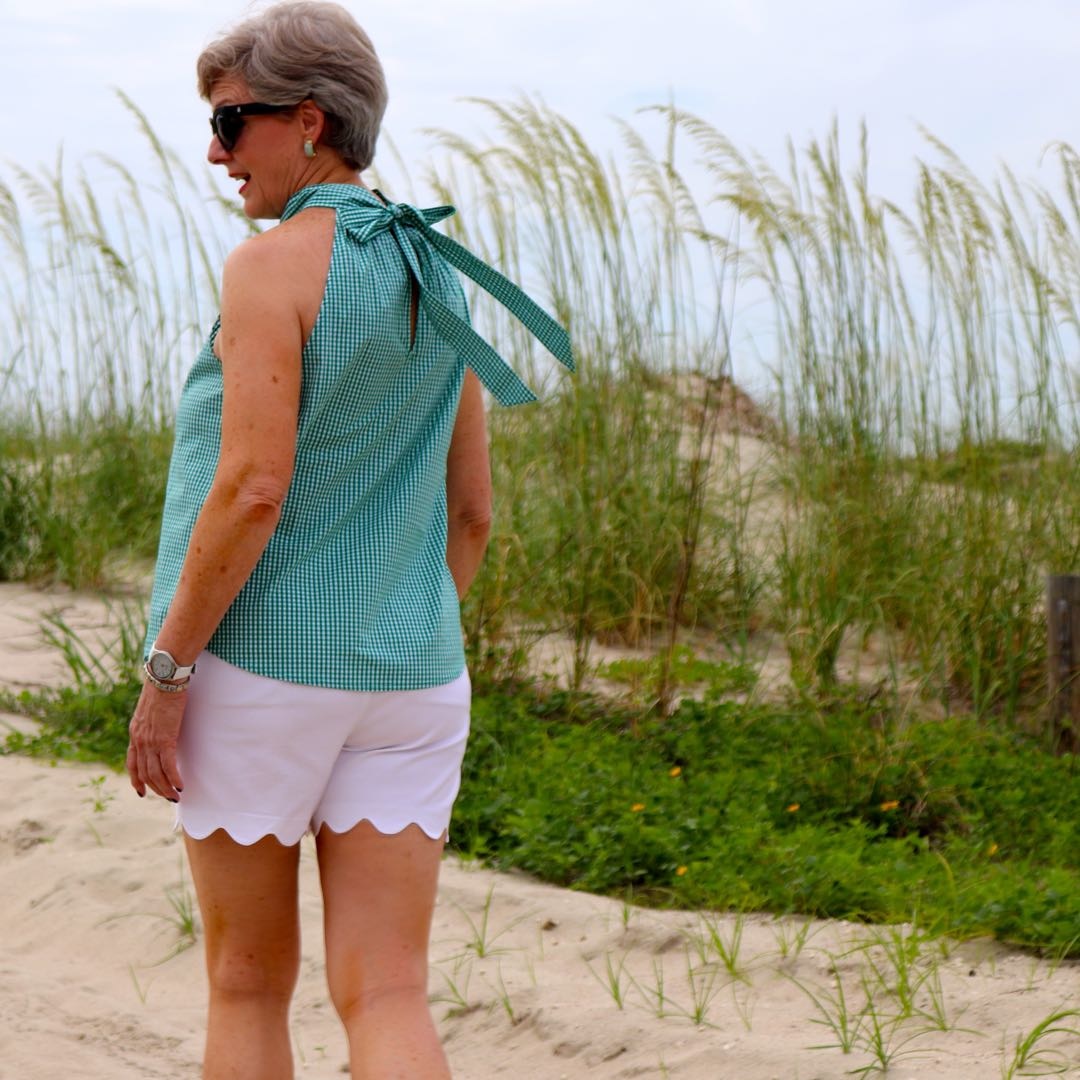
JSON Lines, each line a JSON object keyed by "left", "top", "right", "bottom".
{"left": 4, "top": 0, "right": 1080, "bottom": 210}
{"left": 3, "top": 0, "right": 1080, "bottom": 412}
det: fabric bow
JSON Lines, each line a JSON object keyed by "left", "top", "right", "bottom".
{"left": 282, "top": 185, "right": 574, "bottom": 406}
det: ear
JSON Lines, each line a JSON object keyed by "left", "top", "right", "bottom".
{"left": 297, "top": 99, "right": 327, "bottom": 146}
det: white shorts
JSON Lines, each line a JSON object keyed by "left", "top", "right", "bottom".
{"left": 175, "top": 651, "right": 471, "bottom": 846}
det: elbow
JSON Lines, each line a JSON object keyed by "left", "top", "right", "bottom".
{"left": 231, "top": 474, "right": 290, "bottom": 522}
{"left": 451, "top": 502, "right": 492, "bottom": 545}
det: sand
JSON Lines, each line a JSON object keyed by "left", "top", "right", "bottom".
{"left": 3, "top": 583, "right": 1080, "bottom": 1079}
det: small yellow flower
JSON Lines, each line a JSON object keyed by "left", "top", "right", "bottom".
{"left": 631, "top": 803, "right": 646, "bottom": 813}
{"left": 987, "top": 842, "right": 999, "bottom": 856}
{"left": 675, "top": 866, "right": 688, "bottom": 877}
{"left": 669, "top": 766, "right": 682, "bottom": 778}
{"left": 786, "top": 803, "right": 800, "bottom": 813}
{"left": 880, "top": 800, "right": 900, "bottom": 812}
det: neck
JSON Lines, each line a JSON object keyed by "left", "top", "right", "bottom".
{"left": 294, "top": 154, "right": 366, "bottom": 195}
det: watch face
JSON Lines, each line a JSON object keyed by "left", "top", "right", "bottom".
{"left": 148, "top": 653, "right": 175, "bottom": 680}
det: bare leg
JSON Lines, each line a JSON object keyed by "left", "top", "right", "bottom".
{"left": 184, "top": 830, "right": 301, "bottom": 1080}
{"left": 316, "top": 821, "right": 450, "bottom": 1080}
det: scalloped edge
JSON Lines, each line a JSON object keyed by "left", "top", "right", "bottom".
{"left": 316, "top": 814, "right": 448, "bottom": 842}
{"left": 174, "top": 808, "right": 448, "bottom": 846}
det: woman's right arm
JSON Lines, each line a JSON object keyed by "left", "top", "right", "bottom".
{"left": 445, "top": 369, "right": 492, "bottom": 599}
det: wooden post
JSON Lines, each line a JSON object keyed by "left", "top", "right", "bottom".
{"left": 1047, "top": 575, "right": 1080, "bottom": 755}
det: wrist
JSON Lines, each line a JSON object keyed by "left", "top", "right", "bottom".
{"left": 143, "top": 663, "right": 190, "bottom": 694}
{"left": 146, "top": 642, "right": 198, "bottom": 682}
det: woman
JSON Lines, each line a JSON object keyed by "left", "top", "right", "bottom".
{"left": 125, "top": 3, "right": 571, "bottom": 1077}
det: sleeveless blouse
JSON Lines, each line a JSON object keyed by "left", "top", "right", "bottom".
{"left": 144, "top": 183, "right": 572, "bottom": 690}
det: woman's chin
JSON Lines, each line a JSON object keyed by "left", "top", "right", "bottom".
{"left": 240, "top": 195, "right": 273, "bottom": 220}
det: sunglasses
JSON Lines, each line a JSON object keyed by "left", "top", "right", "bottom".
{"left": 209, "top": 102, "right": 302, "bottom": 152}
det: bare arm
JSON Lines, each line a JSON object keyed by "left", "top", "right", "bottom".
{"left": 154, "top": 238, "right": 303, "bottom": 662}
{"left": 445, "top": 369, "right": 492, "bottom": 599}
{"left": 127, "top": 235, "right": 303, "bottom": 800}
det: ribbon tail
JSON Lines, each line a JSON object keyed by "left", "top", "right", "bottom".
{"left": 418, "top": 226, "right": 574, "bottom": 374}
{"left": 417, "top": 288, "right": 537, "bottom": 406}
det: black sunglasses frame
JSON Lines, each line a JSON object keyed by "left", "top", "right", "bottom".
{"left": 210, "top": 102, "right": 303, "bottom": 152}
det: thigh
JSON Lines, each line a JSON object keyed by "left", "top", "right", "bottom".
{"left": 316, "top": 821, "right": 445, "bottom": 1003}
{"left": 185, "top": 830, "right": 302, "bottom": 994}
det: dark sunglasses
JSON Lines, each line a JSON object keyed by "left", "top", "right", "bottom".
{"left": 209, "top": 102, "right": 302, "bottom": 152}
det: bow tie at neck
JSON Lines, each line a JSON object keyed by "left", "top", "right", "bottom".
{"left": 280, "top": 183, "right": 574, "bottom": 407}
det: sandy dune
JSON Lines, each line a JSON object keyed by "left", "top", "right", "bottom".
{"left": 3, "top": 584, "right": 1080, "bottom": 1078}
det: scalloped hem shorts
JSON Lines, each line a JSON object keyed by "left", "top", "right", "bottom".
{"left": 174, "top": 650, "right": 471, "bottom": 847}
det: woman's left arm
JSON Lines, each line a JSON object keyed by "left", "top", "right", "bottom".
{"left": 127, "top": 237, "right": 303, "bottom": 799}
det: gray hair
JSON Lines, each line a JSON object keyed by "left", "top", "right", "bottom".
{"left": 196, "top": 1, "right": 387, "bottom": 171}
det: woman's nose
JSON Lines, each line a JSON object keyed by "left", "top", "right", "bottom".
{"left": 207, "top": 136, "right": 229, "bottom": 164}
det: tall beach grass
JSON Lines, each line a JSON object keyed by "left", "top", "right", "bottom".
{"left": 2, "top": 94, "right": 1079, "bottom": 725}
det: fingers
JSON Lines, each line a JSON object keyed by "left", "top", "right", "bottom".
{"left": 140, "top": 745, "right": 182, "bottom": 802}
{"left": 160, "top": 745, "right": 184, "bottom": 800}
{"left": 126, "top": 743, "right": 145, "bottom": 798}
{"left": 128, "top": 684, "right": 186, "bottom": 802}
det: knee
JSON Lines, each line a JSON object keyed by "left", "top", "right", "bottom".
{"left": 331, "top": 973, "right": 429, "bottom": 1025}
{"left": 207, "top": 947, "right": 299, "bottom": 1004}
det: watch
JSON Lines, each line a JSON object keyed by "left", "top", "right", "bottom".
{"left": 145, "top": 643, "right": 197, "bottom": 682}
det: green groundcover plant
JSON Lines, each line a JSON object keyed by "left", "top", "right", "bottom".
{"left": 6, "top": 666, "right": 1080, "bottom": 959}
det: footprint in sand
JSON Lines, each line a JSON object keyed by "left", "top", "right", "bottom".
{"left": 5, "top": 819, "right": 51, "bottom": 854}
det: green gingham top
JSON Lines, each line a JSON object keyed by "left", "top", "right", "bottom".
{"left": 145, "top": 183, "right": 573, "bottom": 690}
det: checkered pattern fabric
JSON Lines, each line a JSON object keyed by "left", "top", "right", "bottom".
{"left": 144, "top": 183, "right": 573, "bottom": 689}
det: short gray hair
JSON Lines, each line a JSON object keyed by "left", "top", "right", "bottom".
{"left": 197, "top": 1, "right": 388, "bottom": 171}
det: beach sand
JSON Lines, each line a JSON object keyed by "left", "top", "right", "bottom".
{"left": 3, "top": 583, "right": 1080, "bottom": 1079}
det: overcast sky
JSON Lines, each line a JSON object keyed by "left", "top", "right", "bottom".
{"left": 4, "top": 0, "right": 1080, "bottom": 211}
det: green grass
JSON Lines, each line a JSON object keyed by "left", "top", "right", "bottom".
{"left": 0, "top": 419, "right": 172, "bottom": 586}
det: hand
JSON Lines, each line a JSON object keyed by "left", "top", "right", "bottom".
{"left": 127, "top": 681, "right": 187, "bottom": 801}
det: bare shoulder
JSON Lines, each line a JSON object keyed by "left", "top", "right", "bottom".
{"left": 221, "top": 210, "right": 335, "bottom": 332}
{"left": 225, "top": 210, "right": 334, "bottom": 279}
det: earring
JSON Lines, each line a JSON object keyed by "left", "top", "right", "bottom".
{"left": 304, "top": 138, "right": 316, "bottom": 159}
